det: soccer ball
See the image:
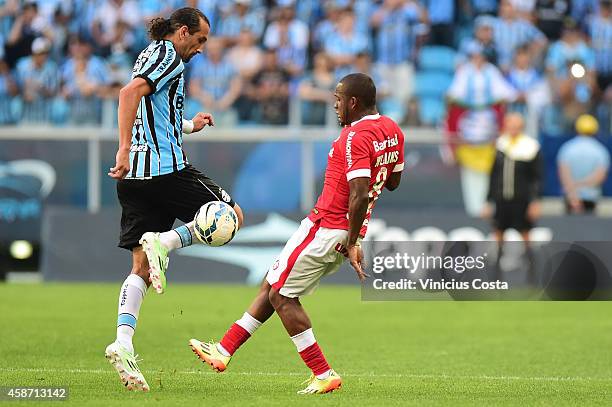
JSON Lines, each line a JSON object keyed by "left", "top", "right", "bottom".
{"left": 193, "top": 201, "right": 239, "bottom": 246}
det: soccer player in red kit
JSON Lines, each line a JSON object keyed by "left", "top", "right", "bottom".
{"left": 189, "top": 73, "right": 405, "bottom": 394}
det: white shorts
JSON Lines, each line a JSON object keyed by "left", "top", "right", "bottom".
{"left": 266, "top": 218, "right": 348, "bottom": 298}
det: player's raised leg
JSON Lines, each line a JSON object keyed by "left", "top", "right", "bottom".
{"left": 142, "top": 203, "right": 244, "bottom": 294}
{"left": 105, "top": 248, "right": 151, "bottom": 391}
{"left": 189, "top": 278, "right": 274, "bottom": 371}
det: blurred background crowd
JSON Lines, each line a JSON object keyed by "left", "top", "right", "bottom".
{"left": 0, "top": 0, "right": 609, "bottom": 133}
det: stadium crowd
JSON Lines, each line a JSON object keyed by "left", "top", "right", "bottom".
{"left": 0, "top": 0, "right": 609, "bottom": 133}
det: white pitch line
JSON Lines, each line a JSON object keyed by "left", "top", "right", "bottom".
{"left": 1, "top": 368, "right": 610, "bottom": 383}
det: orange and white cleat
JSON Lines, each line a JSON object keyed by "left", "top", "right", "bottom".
{"left": 188, "top": 338, "right": 231, "bottom": 372}
{"left": 297, "top": 370, "right": 342, "bottom": 394}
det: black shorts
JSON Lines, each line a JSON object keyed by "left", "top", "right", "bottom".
{"left": 493, "top": 200, "right": 533, "bottom": 232}
{"left": 117, "top": 165, "right": 235, "bottom": 250}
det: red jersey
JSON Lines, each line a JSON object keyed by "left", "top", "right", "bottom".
{"left": 308, "top": 114, "right": 405, "bottom": 236}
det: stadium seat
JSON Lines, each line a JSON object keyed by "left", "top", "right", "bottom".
{"left": 418, "top": 97, "right": 446, "bottom": 126}
{"left": 418, "top": 46, "right": 457, "bottom": 72}
{"left": 413, "top": 72, "right": 453, "bottom": 99}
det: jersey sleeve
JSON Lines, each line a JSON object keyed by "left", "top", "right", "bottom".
{"left": 393, "top": 126, "right": 406, "bottom": 173}
{"left": 345, "top": 131, "right": 373, "bottom": 181}
{"left": 135, "top": 43, "right": 183, "bottom": 93}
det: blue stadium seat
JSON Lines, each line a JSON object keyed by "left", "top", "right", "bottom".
{"left": 418, "top": 97, "right": 446, "bottom": 126}
{"left": 418, "top": 46, "right": 457, "bottom": 72}
{"left": 413, "top": 72, "right": 453, "bottom": 98}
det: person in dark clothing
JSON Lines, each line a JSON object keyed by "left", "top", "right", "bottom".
{"left": 483, "top": 113, "right": 542, "bottom": 282}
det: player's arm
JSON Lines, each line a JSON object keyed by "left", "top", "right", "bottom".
{"left": 386, "top": 128, "right": 405, "bottom": 191}
{"left": 109, "top": 77, "right": 152, "bottom": 179}
{"left": 347, "top": 177, "right": 370, "bottom": 282}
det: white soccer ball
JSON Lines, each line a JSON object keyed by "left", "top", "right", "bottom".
{"left": 193, "top": 201, "right": 239, "bottom": 246}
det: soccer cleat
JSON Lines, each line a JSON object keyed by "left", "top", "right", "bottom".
{"left": 297, "top": 370, "right": 342, "bottom": 395}
{"left": 104, "top": 342, "right": 150, "bottom": 392}
{"left": 188, "top": 339, "right": 231, "bottom": 372}
{"left": 140, "top": 232, "right": 169, "bottom": 294}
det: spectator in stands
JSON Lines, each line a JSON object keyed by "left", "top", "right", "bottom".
{"left": 0, "top": 58, "right": 17, "bottom": 124}
{"left": 370, "top": 0, "right": 422, "bottom": 124}
{"left": 546, "top": 20, "right": 596, "bottom": 77}
{"left": 324, "top": 8, "right": 369, "bottom": 80}
{"left": 59, "top": 35, "right": 109, "bottom": 124}
{"left": 483, "top": 112, "right": 542, "bottom": 279}
{"left": 4, "top": 1, "right": 52, "bottom": 68}
{"left": 227, "top": 29, "right": 263, "bottom": 123}
{"left": 216, "top": 0, "right": 263, "bottom": 46}
{"left": 458, "top": 15, "right": 498, "bottom": 65}
{"left": 14, "top": 37, "right": 59, "bottom": 123}
{"left": 227, "top": 29, "right": 263, "bottom": 80}
{"left": 494, "top": 0, "right": 547, "bottom": 71}
{"left": 558, "top": 114, "right": 610, "bottom": 214}
{"left": 535, "top": 0, "right": 570, "bottom": 40}
{"left": 263, "top": 3, "right": 308, "bottom": 57}
{"left": 423, "top": 0, "right": 455, "bottom": 47}
{"left": 447, "top": 41, "right": 517, "bottom": 216}
{"left": 312, "top": 1, "right": 341, "bottom": 53}
{"left": 448, "top": 42, "right": 518, "bottom": 110}
{"left": 248, "top": 48, "right": 291, "bottom": 125}
{"left": 507, "top": 45, "right": 551, "bottom": 136}
{"left": 298, "top": 52, "right": 335, "bottom": 126}
{"left": 48, "top": 5, "right": 72, "bottom": 63}
{"left": 188, "top": 38, "right": 241, "bottom": 127}
{"left": 0, "top": 0, "right": 18, "bottom": 39}
{"left": 91, "top": 0, "right": 140, "bottom": 57}
{"left": 588, "top": 0, "right": 612, "bottom": 93}
{"left": 543, "top": 21, "right": 598, "bottom": 133}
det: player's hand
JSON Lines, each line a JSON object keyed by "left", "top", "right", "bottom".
{"left": 108, "top": 148, "right": 130, "bottom": 179}
{"left": 192, "top": 112, "right": 215, "bottom": 132}
{"left": 527, "top": 201, "right": 541, "bottom": 221}
{"left": 348, "top": 244, "right": 369, "bottom": 282}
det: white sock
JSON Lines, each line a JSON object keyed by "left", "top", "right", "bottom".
{"left": 291, "top": 328, "right": 331, "bottom": 379}
{"left": 159, "top": 222, "right": 196, "bottom": 251}
{"left": 216, "top": 343, "right": 231, "bottom": 357}
{"left": 235, "top": 312, "right": 262, "bottom": 335}
{"left": 291, "top": 328, "right": 316, "bottom": 352}
{"left": 116, "top": 274, "right": 147, "bottom": 353}
{"left": 216, "top": 312, "right": 262, "bottom": 357}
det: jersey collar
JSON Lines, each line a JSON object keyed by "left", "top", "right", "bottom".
{"left": 351, "top": 113, "right": 381, "bottom": 127}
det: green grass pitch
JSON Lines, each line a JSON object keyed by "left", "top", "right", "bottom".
{"left": 1, "top": 283, "right": 611, "bottom": 406}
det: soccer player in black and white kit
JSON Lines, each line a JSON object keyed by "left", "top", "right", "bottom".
{"left": 104, "top": 8, "right": 244, "bottom": 391}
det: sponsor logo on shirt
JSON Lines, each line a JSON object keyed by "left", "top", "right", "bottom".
{"left": 372, "top": 134, "right": 399, "bottom": 152}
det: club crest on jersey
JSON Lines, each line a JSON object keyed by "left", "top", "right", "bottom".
{"left": 372, "top": 134, "right": 399, "bottom": 152}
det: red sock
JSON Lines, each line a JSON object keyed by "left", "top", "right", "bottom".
{"left": 219, "top": 323, "right": 251, "bottom": 355}
{"left": 299, "top": 343, "right": 331, "bottom": 376}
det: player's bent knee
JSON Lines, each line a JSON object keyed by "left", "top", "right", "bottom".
{"left": 268, "top": 287, "right": 294, "bottom": 309}
{"left": 233, "top": 203, "right": 244, "bottom": 229}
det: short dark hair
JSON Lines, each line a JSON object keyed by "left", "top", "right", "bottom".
{"left": 339, "top": 73, "right": 377, "bottom": 109}
{"left": 149, "top": 7, "right": 210, "bottom": 41}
